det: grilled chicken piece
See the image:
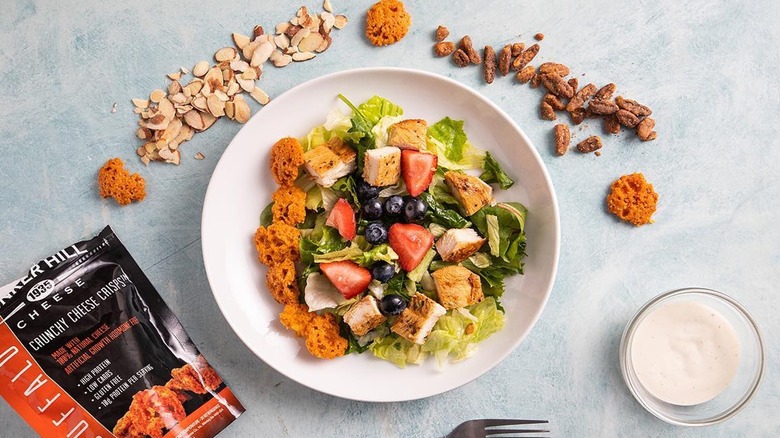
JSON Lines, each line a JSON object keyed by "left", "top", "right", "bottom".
{"left": 391, "top": 293, "right": 446, "bottom": 344}
{"left": 302, "top": 142, "right": 356, "bottom": 188}
{"left": 326, "top": 136, "right": 357, "bottom": 163}
{"left": 444, "top": 171, "right": 493, "bottom": 215}
{"left": 435, "top": 228, "right": 486, "bottom": 262}
{"left": 343, "top": 295, "right": 386, "bottom": 336}
{"left": 362, "top": 146, "right": 401, "bottom": 187}
{"left": 387, "top": 119, "right": 428, "bottom": 150}
{"left": 431, "top": 265, "right": 484, "bottom": 310}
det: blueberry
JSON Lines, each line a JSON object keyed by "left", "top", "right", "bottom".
{"left": 384, "top": 195, "right": 404, "bottom": 217}
{"left": 361, "top": 198, "right": 383, "bottom": 220}
{"left": 379, "top": 294, "right": 407, "bottom": 316}
{"left": 403, "top": 197, "right": 428, "bottom": 223}
{"left": 371, "top": 261, "right": 395, "bottom": 283}
{"left": 357, "top": 180, "right": 380, "bottom": 203}
{"left": 365, "top": 221, "right": 388, "bottom": 245}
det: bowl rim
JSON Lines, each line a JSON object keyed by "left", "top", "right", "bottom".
{"left": 619, "top": 287, "right": 765, "bottom": 426}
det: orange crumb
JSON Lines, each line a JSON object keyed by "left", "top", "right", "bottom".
{"left": 98, "top": 158, "right": 146, "bottom": 205}
{"left": 270, "top": 137, "right": 304, "bottom": 186}
{"left": 280, "top": 303, "right": 315, "bottom": 337}
{"left": 272, "top": 185, "right": 307, "bottom": 226}
{"left": 534, "top": 33, "right": 544, "bottom": 41}
{"left": 254, "top": 222, "right": 300, "bottom": 265}
{"left": 266, "top": 259, "right": 300, "bottom": 305}
{"left": 279, "top": 303, "right": 347, "bottom": 359}
{"left": 606, "top": 173, "right": 658, "bottom": 226}
{"left": 365, "top": 0, "right": 412, "bottom": 46}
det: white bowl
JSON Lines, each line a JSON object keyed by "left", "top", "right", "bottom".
{"left": 201, "top": 67, "right": 560, "bottom": 402}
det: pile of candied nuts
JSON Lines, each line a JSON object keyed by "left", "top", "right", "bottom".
{"left": 432, "top": 26, "right": 657, "bottom": 157}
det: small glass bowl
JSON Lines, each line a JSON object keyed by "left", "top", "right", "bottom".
{"left": 620, "top": 287, "right": 765, "bottom": 426}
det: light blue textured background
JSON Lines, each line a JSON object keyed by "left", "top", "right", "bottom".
{"left": 1, "top": 0, "right": 778, "bottom": 436}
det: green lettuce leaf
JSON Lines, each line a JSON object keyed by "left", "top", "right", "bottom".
{"left": 480, "top": 152, "right": 515, "bottom": 190}
{"left": 313, "top": 243, "right": 398, "bottom": 267}
{"left": 259, "top": 202, "right": 274, "bottom": 226}
{"left": 331, "top": 175, "right": 360, "bottom": 206}
{"left": 369, "top": 335, "right": 418, "bottom": 368}
{"left": 300, "top": 224, "right": 349, "bottom": 265}
{"left": 428, "top": 117, "right": 467, "bottom": 161}
{"left": 486, "top": 214, "right": 500, "bottom": 257}
{"left": 419, "top": 191, "right": 470, "bottom": 229}
{"left": 407, "top": 249, "right": 436, "bottom": 282}
{"left": 357, "top": 95, "right": 404, "bottom": 125}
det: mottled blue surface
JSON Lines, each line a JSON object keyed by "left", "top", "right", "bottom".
{"left": 1, "top": 0, "right": 779, "bottom": 436}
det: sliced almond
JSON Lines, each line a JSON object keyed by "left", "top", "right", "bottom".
{"left": 193, "top": 60, "right": 210, "bottom": 77}
{"left": 185, "top": 79, "right": 204, "bottom": 96}
{"left": 297, "top": 33, "right": 324, "bottom": 53}
{"left": 242, "top": 40, "right": 260, "bottom": 60}
{"left": 168, "top": 140, "right": 180, "bottom": 151}
{"left": 225, "top": 101, "right": 235, "bottom": 119}
{"left": 269, "top": 49, "right": 283, "bottom": 62}
{"left": 333, "top": 15, "right": 348, "bottom": 29}
{"left": 183, "top": 110, "right": 216, "bottom": 131}
{"left": 158, "top": 98, "right": 176, "bottom": 120}
{"left": 207, "top": 94, "right": 226, "bottom": 117}
{"left": 252, "top": 25, "right": 265, "bottom": 40}
{"left": 315, "top": 34, "right": 331, "bottom": 53}
{"left": 323, "top": 0, "right": 333, "bottom": 13}
{"left": 170, "top": 92, "right": 187, "bottom": 105}
{"left": 292, "top": 51, "right": 316, "bottom": 62}
{"left": 195, "top": 152, "right": 205, "bottom": 160}
{"left": 221, "top": 67, "right": 234, "bottom": 83}
{"left": 250, "top": 41, "right": 274, "bottom": 66}
{"left": 321, "top": 12, "right": 335, "bottom": 32}
{"left": 232, "top": 33, "right": 251, "bottom": 50}
{"left": 180, "top": 66, "right": 190, "bottom": 74}
{"left": 290, "top": 28, "right": 311, "bottom": 48}
{"left": 176, "top": 104, "right": 193, "bottom": 114}
{"left": 214, "top": 89, "right": 230, "bottom": 102}
{"left": 168, "top": 81, "right": 182, "bottom": 95}
{"left": 276, "top": 22, "right": 291, "bottom": 35}
{"left": 140, "top": 155, "right": 151, "bottom": 165}
{"left": 165, "top": 149, "right": 181, "bottom": 165}
{"left": 273, "top": 34, "right": 290, "bottom": 50}
{"left": 230, "top": 59, "right": 249, "bottom": 72}
{"left": 236, "top": 76, "right": 255, "bottom": 92}
{"left": 132, "top": 98, "right": 149, "bottom": 109}
{"left": 144, "top": 142, "right": 156, "bottom": 154}
{"left": 146, "top": 113, "right": 170, "bottom": 131}
{"left": 167, "top": 71, "right": 182, "bottom": 81}
{"left": 160, "top": 118, "right": 183, "bottom": 142}
{"left": 204, "top": 67, "right": 225, "bottom": 91}
{"left": 150, "top": 89, "right": 166, "bottom": 103}
{"left": 136, "top": 127, "right": 152, "bottom": 140}
{"left": 274, "top": 54, "right": 293, "bottom": 67}
{"left": 192, "top": 96, "right": 208, "bottom": 111}
{"left": 241, "top": 68, "right": 258, "bottom": 80}
{"left": 215, "top": 47, "right": 237, "bottom": 62}
{"left": 250, "top": 87, "right": 270, "bottom": 105}
{"left": 296, "top": 6, "right": 308, "bottom": 18}
{"left": 136, "top": 146, "right": 146, "bottom": 157}
{"left": 227, "top": 80, "right": 240, "bottom": 96}
{"left": 233, "top": 95, "right": 251, "bottom": 123}
{"left": 175, "top": 124, "right": 193, "bottom": 144}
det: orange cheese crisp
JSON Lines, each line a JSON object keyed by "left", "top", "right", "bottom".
{"left": 280, "top": 303, "right": 347, "bottom": 359}
{"left": 98, "top": 158, "right": 146, "bottom": 205}
{"left": 270, "top": 137, "right": 305, "bottom": 186}
{"left": 365, "top": 0, "right": 411, "bottom": 46}
{"left": 272, "top": 184, "right": 307, "bottom": 225}
{"left": 607, "top": 173, "right": 658, "bottom": 226}
{"left": 254, "top": 222, "right": 301, "bottom": 265}
{"left": 266, "top": 259, "right": 300, "bottom": 305}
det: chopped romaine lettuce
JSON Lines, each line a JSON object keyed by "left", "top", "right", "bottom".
{"left": 304, "top": 273, "right": 346, "bottom": 311}
{"left": 419, "top": 192, "right": 470, "bottom": 229}
{"left": 260, "top": 202, "right": 274, "bottom": 226}
{"left": 313, "top": 242, "right": 398, "bottom": 267}
{"left": 486, "top": 214, "right": 500, "bottom": 257}
{"left": 300, "top": 223, "right": 349, "bottom": 265}
{"left": 369, "top": 335, "right": 418, "bottom": 368}
{"left": 426, "top": 117, "right": 485, "bottom": 170}
{"left": 357, "top": 95, "right": 404, "bottom": 125}
{"left": 480, "top": 152, "right": 515, "bottom": 189}
{"left": 372, "top": 115, "right": 404, "bottom": 149}
{"left": 407, "top": 249, "right": 436, "bottom": 282}
{"left": 331, "top": 175, "right": 360, "bottom": 206}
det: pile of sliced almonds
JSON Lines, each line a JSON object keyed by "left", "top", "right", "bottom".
{"left": 133, "top": 2, "right": 348, "bottom": 165}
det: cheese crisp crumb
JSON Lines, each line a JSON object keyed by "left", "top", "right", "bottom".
{"left": 606, "top": 173, "right": 658, "bottom": 226}
{"left": 98, "top": 158, "right": 146, "bottom": 206}
{"left": 365, "top": 0, "right": 411, "bottom": 46}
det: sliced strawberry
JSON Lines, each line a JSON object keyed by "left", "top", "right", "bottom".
{"left": 319, "top": 260, "right": 372, "bottom": 299}
{"left": 388, "top": 223, "right": 434, "bottom": 272}
{"left": 401, "top": 150, "right": 438, "bottom": 197}
{"left": 326, "top": 198, "right": 356, "bottom": 240}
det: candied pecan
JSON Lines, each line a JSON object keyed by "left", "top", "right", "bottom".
{"left": 577, "top": 135, "right": 603, "bottom": 153}
{"left": 566, "top": 83, "right": 597, "bottom": 112}
{"left": 515, "top": 65, "right": 536, "bottom": 83}
{"left": 594, "top": 83, "right": 616, "bottom": 101}
{"left": 538, "top": 62, "right": 570, "bottom": 76}
{"left": 567, "top": 78, "right": 578, "bottom": 92}
{"left": 570, "top": 107, "right": 586, "bottom": 125}
{"left": 483, "top": 45, "right": 496, "bottom": 83}
{"left": 512, "top": 43, "right": 540, "bottom": 71}
{"left": 554, "top": 124, "right": 570, "bottom": 156}
{"left": 511, "top": 42, "right": 525, "bottom": 56}
{"left": 540, "top": 73, "right": 574, "bottom": 98}
{"left": 458, "top": 35, "right": 481, "bottom": 64}
{"left": 540, "top": 101, "right": 556, "bottom": 120}
{"left": 588, "top": 99, "right": 619, "bottom": 115}
{"left": 604, "top": 114, "right": 621, "bottom": 135}
{"left": 616, "top": 96, "right": 652, "bottom": 117}
{"left": 452, "top": 49, "right": 470, "bottom": 67}
{"left": 434, "top": 42, "right": 455, "bottom": 57}
{"left": 636, "top": 117, "right": 657, "bottom": 141}
{"left": 435, "top": 25, "right": 449, "bottom": 42}
{"left": 498, "top": 45, "right": 511, "bottom": 76}
{"left": 616, "top": 109, "right": 640, "bottom": 127}
{"left": 530, "top": 73, "right": 541, "bottom": 89}
{"left": 534, "top": 33, "right": 544, "bottom": 41}
{"left": 544, "top": 93, "right": 566, "bottom": 111}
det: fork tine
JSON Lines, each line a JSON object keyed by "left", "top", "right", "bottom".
{"left": 483, "top": 419, "right": 549, "bottom": 427}
{"left": 485, "top": 429, "right": 550, "bottom": 436}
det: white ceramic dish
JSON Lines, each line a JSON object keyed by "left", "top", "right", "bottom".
{"left": 201, "top": 67, "right": 560, "bottom": 402}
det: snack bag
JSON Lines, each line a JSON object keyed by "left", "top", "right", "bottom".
{"left": 0, "top": 226, "right": 244, "bottom": 437}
